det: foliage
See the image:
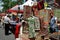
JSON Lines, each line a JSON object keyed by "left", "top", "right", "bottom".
{"left": 2, "top": 0, "right": 23, "bottom": 12}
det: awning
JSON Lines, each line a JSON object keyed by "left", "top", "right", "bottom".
{"left": 0, "top": 13, "right": 6, "bottom": 16}
{"left": 7, "top": 0, "right": 34, "bottom": 13}
{"left": 7, "top": 5, "right": 24, "bottom": 13}
{"left": 7, "top": 9, "right": 24, "bottom": 13}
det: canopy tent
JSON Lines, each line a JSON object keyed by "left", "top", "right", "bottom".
{"left": 7, "top": 0, "right": 34, "bottom": 13}
{"left": 22, "top": 0, "right": 34, "bottom": 6}
{"left": 7, "top": 5, "right": 24, "bottom": 13}
{"left": 10, "top": 5, "right": 23, "bottom": 10}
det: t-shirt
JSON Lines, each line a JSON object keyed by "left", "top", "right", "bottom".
{"left": 4, "top": 16, "right": 10, "bottom": 24}
{"left": 9, "top": 20, "right": 16, "bottom": 25}
{"left": 50, "top": 16, "right": 57, "bottom": 28}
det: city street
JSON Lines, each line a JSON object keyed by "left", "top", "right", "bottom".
{"left": 0, "top": 24, "right": 30, "bottom": 40}
{"left": 0, "top": 0, "right": 60, "bottom": 40}
{"left": 0, "top": 24, "right": 15, "bottom": 40}
{"left": 0, "top": 24, "right": 41, "bottom": 40}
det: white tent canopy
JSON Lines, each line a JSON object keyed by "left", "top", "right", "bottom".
{"left": 22, "top": 0, "right": 34, "bottom": 6}
{"left": 10, "top": 5, "right": 24, "bottom": 10}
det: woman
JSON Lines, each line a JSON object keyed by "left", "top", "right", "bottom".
{"left": 49, "top": 11, "right": 58, "bottom": 33}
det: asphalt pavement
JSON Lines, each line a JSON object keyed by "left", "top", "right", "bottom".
{"left": 0, "top": 23, "right": 43, "bottom": 40}
{"left": 0, "top": 24, "right": 15, "bottom": 40}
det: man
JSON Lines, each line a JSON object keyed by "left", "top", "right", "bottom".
{"left": 4, "top": 14, "right": 11, "bottom": 35}
{"left": 49, "top": 11, "right": 58, "bottom": 33}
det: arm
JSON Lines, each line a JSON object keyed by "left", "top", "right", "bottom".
{"left": 54, "top": 0, "right": 60, "bottom": 7}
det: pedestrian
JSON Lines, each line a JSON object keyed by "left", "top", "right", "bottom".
{"left": 27, "top": 15, "right": 36, "bottom": 40}
{"left": 15, "top": 23, "right": 21, "bottom": 40}
{"left": 49, "top": 11, "right": 58, "bottom": 33}
{"left": 10, "top": 12, "right": 17, "bottom": 34}
{"left": 4, "top": 14, "right": 11, "bottom": 35}
{"left": 15, "top": 14, "right": 24, "bottom": 40}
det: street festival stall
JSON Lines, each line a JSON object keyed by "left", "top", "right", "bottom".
{"left": 7, "top": 0, "right": 55, "bottom": 39}
{"left": 7, "top": 0, "right": 50, "bottom": 34}
{"left": 23, "top": 0, "right": 52, "bottom": 38}
{"left": 23, "top": 0, "right": 54, "bottom": 40}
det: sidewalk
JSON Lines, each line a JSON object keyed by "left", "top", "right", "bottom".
{"left": 19, "top": 33, "right": 30, "bottom": 40}
{"left": 19, "top": 32, "right": 42, "bottom": 40}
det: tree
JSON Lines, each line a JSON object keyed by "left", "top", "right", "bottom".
{"left": 2, "top": 0, "right": 23, "bottom": 12}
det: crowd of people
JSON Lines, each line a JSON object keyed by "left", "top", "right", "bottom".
{"left": 0, "top": 9, "right": 59, "bottom": 40}
{"left": 0, "top": 12, "right": 25, "bottom": 40}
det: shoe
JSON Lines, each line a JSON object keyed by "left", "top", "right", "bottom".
{"left": 9, "top": 33, "right": 12, "bottom": 35}
{"left": 5, "top": 32, "right": 12, "bottom": 35}
{"left": 5, "top": 34, "right": 9, "bottom": 35}
{"left": 16, "top": 38, "right": 20, "bottom": 40}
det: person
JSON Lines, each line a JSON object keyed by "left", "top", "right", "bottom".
{"left": 10, "top": 12, "right": 18, "bottom": 34}
{"left": 15, "top": 23, "right": 21, "bottom": 40}
{"left": 15, "top": 14, "right": 24, "bottom": 40}
{"left": 27, "top": 15, "right": 36, "bottom": 40}
{"left": 49, "top": 11, "right": 58, "bottom": 33}
{"left": 4, "top": 14, "right": 11, "bottom": 35}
